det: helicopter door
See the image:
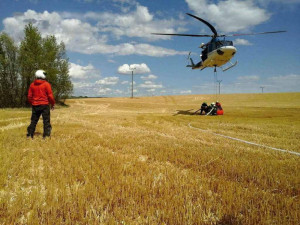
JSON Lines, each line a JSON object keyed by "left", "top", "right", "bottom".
{"left": 201, "top": 48, "right": 208, "bottom": 61}
{"left": 208, "top": 42, "right": 216, "bottom": 53}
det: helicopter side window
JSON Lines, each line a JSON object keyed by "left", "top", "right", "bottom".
{"left": 201, "top": 47, "right": 208, "bottom": 61}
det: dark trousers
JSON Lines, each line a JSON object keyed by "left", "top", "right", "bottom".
{"left": 27, "top": 105, "right": 52, "bottom": 137}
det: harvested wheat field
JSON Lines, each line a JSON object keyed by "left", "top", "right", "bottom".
{"left": 0, "top": 93, "right": 299, "bottom": 224}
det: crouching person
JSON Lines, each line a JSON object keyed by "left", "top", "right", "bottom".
{"left": 216, "top": 101, "right": 224, "bottom": 115}
{"left": 207, "top": 101, "right": 224, "bottom": 116}
{"left": 206, "top": 102, "right": 217, "bottom": 116}
{"left": 200, "top": 102, "right": 209, "bottom": 115}
{"left": 27, "top": 70, "right": 55, "bottom": 139}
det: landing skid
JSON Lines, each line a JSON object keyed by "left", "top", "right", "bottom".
{"left": 222, "top": 60, "right": 238, "bottom": 72}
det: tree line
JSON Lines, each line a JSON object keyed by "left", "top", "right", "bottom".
{"left": 0, "top": 23, "right": 73, "bottom": 108}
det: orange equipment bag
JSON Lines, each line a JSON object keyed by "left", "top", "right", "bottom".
{"left": 217, "top": 109, "right": 224, "bottom": 115}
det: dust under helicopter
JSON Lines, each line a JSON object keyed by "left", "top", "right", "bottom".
{"left": 152, "top": 13, "right": 286, "bottom": 72}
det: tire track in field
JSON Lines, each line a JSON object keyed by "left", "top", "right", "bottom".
{"left": 188, "top": 122, "right": 300, "bottom": 157}
{"left": 0, "top": 117, "right": 28, "bottom": 122}
{"left": 0, "top": 122, "right": 27, "bottom": 131}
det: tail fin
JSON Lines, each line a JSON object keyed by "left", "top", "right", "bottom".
{"left": 186, "top": 52, "right": 195, "bottom": 67}
{"left": 190, "top": 58, "right": 195, "bottom": 66}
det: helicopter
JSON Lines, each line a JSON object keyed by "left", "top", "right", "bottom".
{"left": 152, "top": 13, "right": 286, "bottom": 71}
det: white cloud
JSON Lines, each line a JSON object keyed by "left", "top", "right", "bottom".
{"left": 96, "top": 76, "right": 119, "bottom": 85}
{"left": 98, "top": 87, "right": 112, "bottom": 95}
{"left": 72, "top": 82, "right": 93, "bottom": 89}
{"left": 139, "top": 81, "right": 164, "bottom": 89}
{"left": 255, "top": 0, "right": 300, "bottom": 6}
{"left": 268, "top": 74, "right": 299, "bottom": 82}
{"left": 114, "top": 89, "right": 124, "bottom": 94}
{"left": 180, "top": 90, "right": 192, "bottom": 94}
{"left": 234, "top": 38, "right": 253, "bottom": 46}
{"left": 185, "top": 0, "right": 270, "bottom": 33}
{"left": 237, "top": 75, "right": 260, "bottom": 82}
{"left": 221, "top": 74, "right": 300, "bottom": 93}
{"left": 95, "top": 5, "right": 186, "bottom": 41}
{"left": 72, "top": 81, "right": 99, "bottom": 96}
{"left": 267, "top": 74, "right": 300, "bottom": 92}
{"left": 121, "top": 81, "right": 129, "bottom": 85}
{"left": 141, "top": 74, "right": 158, "bottom": 80}
{"left": 147, "top": 89, "right": 156, "bottom": 92}
{"left": 2, "top": 9, "right": 187, "bottom": 57}
{"left": 69, "top": 62, "right": 100, "bottom": 80}
{"left": 118, "top": 63, "right": 150, "bottom": 74}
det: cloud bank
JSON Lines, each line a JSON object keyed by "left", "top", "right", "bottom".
{"left": 2, "top": 8, "right": 187, "bottom": 57}
{"left": 185, "top": 0, "right": 270, "bottom": 33}
{"left": 117, "top": 63, "right": 151, "bottom": 74}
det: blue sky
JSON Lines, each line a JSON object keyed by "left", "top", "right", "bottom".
{"left": 0, "top": 0, "right": 299, "bottom": 97}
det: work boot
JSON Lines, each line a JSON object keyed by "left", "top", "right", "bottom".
{"left": 26, "top": 134, "right": 33, "bottom": 139}
{"left": 43, "top": 135, "right": 51, "bottom": 140}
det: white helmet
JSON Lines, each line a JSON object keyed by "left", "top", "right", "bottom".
{"left": 35, "top": 70, "right": 46, "bottom": 79}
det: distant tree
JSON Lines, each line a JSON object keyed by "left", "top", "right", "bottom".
{"left": 19, "top": 23, "right": 43, "bottom": 106}
{"left": 0, "top": 33, "right": 20, "bottom": 107}
{"left": 41, "top": 36, "right": 73, "bottom": 102}
{"left": 0, "top": 24, "right": 73, "bottom": 108}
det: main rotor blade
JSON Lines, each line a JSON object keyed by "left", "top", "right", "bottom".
{"left": 186, "top": 13, "right": 218, "bottom": 37}
{"left": 226, "top": 30, "right": 287, "bottom": 37}
{"left": 151, "top": 33, "right": 213, "bottom": 37}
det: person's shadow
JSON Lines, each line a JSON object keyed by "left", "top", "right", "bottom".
{"left": 34, "top": 132, "right": 43, "bottom": 136}
{"left": 173, "top": 109, "right": 198, "bottom": 116}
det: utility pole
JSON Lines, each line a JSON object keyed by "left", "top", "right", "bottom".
{"left": 260, "top": 86, "right": 265, "bottom": 93}
{"left": 129, "top": 67, "right": 136, "bottom": 98}
{"left": 217, "top": 80, "right": 222, "bottom": 95}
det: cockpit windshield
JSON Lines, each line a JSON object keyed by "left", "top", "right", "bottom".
{"left": 207, "top": 39, "right": 234, "bottom": 52}
{"left": 221, "top": 40, "right": 233, "bottom": 46}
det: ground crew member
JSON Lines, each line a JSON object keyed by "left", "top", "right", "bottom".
{"left": 200, "top": 102, "right": 209, "bottom": 115}
{"left": 216, "top": 101, "right": 224, "bottom": 115}
{"left": 27, "top": 70, "right": 55, "bottom": 139}
{"left": 206, "top": 102, "right": 217, "bottom": 116}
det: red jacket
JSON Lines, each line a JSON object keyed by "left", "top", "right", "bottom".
{"left": 28, "top": 79, "right": 55, "bottom": 106}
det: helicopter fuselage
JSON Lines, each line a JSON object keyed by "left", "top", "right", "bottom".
{"left": 192, "top": 39, "right": 237, "bottom": 70}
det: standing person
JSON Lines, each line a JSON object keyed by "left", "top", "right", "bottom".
{"left": 27, "top": 70, "right": 55, "bottom": 139}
